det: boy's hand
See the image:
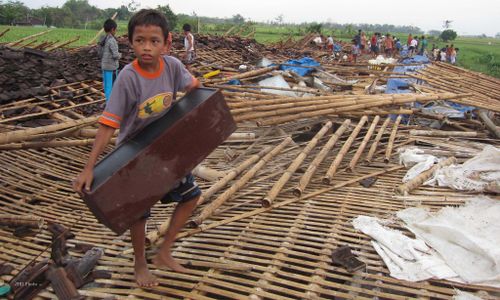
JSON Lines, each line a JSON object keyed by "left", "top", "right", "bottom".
{"left": 73, "top": 167, "right": 94, "bottom": 195}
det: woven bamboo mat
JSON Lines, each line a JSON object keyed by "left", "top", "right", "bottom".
{"left": 1, "top": 118, "right": 499, "bottom": 299}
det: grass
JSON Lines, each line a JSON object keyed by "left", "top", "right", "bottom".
{"left": 1, "top": 24, "right": 499, "bottom": 78}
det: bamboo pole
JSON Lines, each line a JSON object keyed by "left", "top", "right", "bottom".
{"left": 384, "top": 115, "right": 403, "bottom": 163}
{"left": 189, "top": 137, "right": 292, "bottom": 227}
{"left": 347, "top": 115, "right": 380, "bottom": 172}
{"left": 409, "top": 130, "right": 478, "bottom": 137}
{"left": 192, "top": 165, "right": 227, "bottom": 182}
{"left": 0, "top": 116, "right": 98, "bottom": 145}
{"left": 293, "top": 119, "right": 351, "bottom": 197}
{"left": 396, "top": 157, "right": 457, "bottom": 195}
{"left": 255, "top": 93, "right": 469, "bottom": 126}
{"left": 323, "top": 116, "right": 368, "bottom": 184}
{"left": 88, "top": 12, "right": 117, "bottom": 45}
{"left": 365, "top": 117, "right": 391, "bottom": 163}
{"left": 0, "top": 215, "right": 44, "bottom": 228}
{"left": 0, "top": 138, "right": 116, "bottom": 150}
{"left": 477, "top": 109, "right": 500, "bottom": 139}
{"left": 0, "top": 28, "right": 10, "bottom": 38}
{"left": 261, "top": 122, "right": 333, "bottom": 208}
{"left": 46, "top": 35, "right": 80, "bottom": 51}
{"left": 7, "top": 29, "right": 52, "bottom": 47}
{"left": 204, "top": 65, "right": 278, "bottom": 84}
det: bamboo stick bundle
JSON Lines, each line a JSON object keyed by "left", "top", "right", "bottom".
{"left": 365, "top": 117, "right": 391, "bottom": 163}
{"left": 261, "top": 122, "right": 333, "bottom": 208}
{"left": 255, "top": 93, "right": 468, "bottom": 126}
{"left": 7, "top": 29, "right": 52, "bottom": 47}
{"left": 337, "top": 108, "right": 415, "bottom": 116}
{"left": 189, "top": 137, "right": 293, "bottom": 227}
{"left": 0, "top": 215, "right": 44, "bottom": 228}
{"left": 0, "top": 116, "right": 98, "bottom": 145}
{"left": 396, "top": 157, "right": 457, "bottom": 195}
{"left": 409, "top": 130, "right": 479, "bottom": 137}
{"left": 0, "top": 138, "right": 117, "bottom": 150}
{"left": 46, "top": 35, "right": 80, "bottom": 51}
{"left": 384, "top": 115, "right": 403, "bottom": 163}
{"left": 323, "top": 116, "right": 368, "bottom": 184}
{"left": 204, "top": 65, "right": 278, "bottom": 84}
{"left": 347, "top": 116, "right": 380, "bottom": 172}
{"left": 293, "top": 119, "right": 351, "bottom": 197}
{"left": 212, "top": 84, "right": 325, "bottom": 95}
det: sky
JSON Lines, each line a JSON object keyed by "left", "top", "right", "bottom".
{"left": 22, "top": 0, "right": 500, "bottom": 36}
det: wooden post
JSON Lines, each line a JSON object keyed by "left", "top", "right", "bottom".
{"left": 477, "top": 109, "right": 500, "bottom": 138}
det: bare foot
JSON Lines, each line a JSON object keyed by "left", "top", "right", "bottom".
{"left": 153, "top": 251, "right": 188, "bottom": 273}
{"left": 134, "top": 263, "right": 158, "bottom": 287}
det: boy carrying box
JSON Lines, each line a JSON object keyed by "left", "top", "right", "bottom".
{"left": 74, "top": 9, "right": 201, "bottom": 287}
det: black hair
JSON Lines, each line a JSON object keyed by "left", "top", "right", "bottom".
{"left": 103, "top": 19, "right": 117, "bottom": 33}
{"left": 128, "top": 9, "right": 170, "bottom": 43}
{"left": 183, "top": 24, "right": 192, "bottom": 32}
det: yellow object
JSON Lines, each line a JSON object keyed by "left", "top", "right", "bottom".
{"left": 203, "top": 69, "right": 221, "bottom": 79}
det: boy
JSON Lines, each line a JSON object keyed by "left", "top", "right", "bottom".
{"left": 74, "top": 9, "right": 201, "bottom": 287}
{"left": 351, "top": 39, "right": 360, "bottom": 63}
{"left": 99, "top": 19, "right": 121, "bottom": 102}
{"left": 183, "top": 23, "right": 196, "bottom": 64}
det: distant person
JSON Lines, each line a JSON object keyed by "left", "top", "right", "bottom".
{"left": 163, "top": 31, "right": 173, "bottom": 55}
{"left": 450, "top": 46, "right": 457, "bottom": 64}
{"left": 351, "top": 39, "right": 360, "bottom": 63}
{"left": 407, "top": 33, "right": 413, "bottom": 46}
{"left": 99, "top": 19, "right": 121, "bottom": 102}
{"left": 440, "top": 49, "right": 447, "bottom": 62}
{"left": 446, "top": 44, "right": 454, "bottom": 63}
{"left": 419, "top": 35, "right": 428, "bottom": 56}
{"left": 432, "top": 44, "right": 440, "bottom": 60}
{"left": 360, "top": 31, "right": 367, "bottom": 53}
{"left": 354, "top": 29, "right": 362, "bottom": 47}
{"left": 313, "top": 35, "right": 323, "bottom": 50}
{"left": 183, "top": 23, "right": 196, "bottom": 64}
{"left": 326, "top": 35, "right": 334, "bottom": 52}
{"left": 409, "top": 36, "right": 418, "bottom": 56}
{"left": 384, "top": 33, "right": 394, "bottom": 57}
{"left": 394, "top": 38, "right": 402, "bottom": 56}
{"left": 370, "top": 32, "right": 378, "bottom": 57}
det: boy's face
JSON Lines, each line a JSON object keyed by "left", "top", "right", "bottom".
{"left": 131, "top": 25, "right": 167, "bottom": 70}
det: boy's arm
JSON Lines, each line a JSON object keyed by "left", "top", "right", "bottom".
{"left": 73, "top": 124, "right": 115, "bottom": 194}
{"left": 110, "top": 38, "right": 121, "bottom": 60}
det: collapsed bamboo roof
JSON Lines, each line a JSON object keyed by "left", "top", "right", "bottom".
{"left": 0, "top": 35, "right": 499, "bottom": 299}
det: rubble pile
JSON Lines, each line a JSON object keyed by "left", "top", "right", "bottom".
{"left": 0, "top": 46, "right": 101, "bottom": 104}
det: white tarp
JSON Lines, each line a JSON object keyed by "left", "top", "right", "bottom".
{"left": 353, "top": 197, "right": 500, "bottom": 287}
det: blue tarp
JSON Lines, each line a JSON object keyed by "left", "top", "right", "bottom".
{"left": 385, "top": 54, "right": 474, "bottom": 119}
{"left": 278, "top": 57, "right": 320, "bottom": 77}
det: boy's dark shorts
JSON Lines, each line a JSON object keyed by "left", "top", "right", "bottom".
{"left": 141, "top": 172, "right": 201, "bottom": 219}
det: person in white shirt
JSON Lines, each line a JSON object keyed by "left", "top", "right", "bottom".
{"left": 183, "top": 23, "right": 196, "bottom": 64}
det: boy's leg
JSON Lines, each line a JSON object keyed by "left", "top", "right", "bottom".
{"left": 130, "top": 218, "right": 158, "bottom": 286}
{"left": 154, "top": 196, "right": 198, "bottom": 273}
{"left": 102, "top": 70, "right": 113, "bottom": 102}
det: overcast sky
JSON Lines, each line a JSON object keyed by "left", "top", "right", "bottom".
{"left": 23, "top": 0, "right": 500, "bottom": 36}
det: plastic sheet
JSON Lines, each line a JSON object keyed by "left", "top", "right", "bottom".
{"left": 278, "top": 57, "right": 320, "bottom": 77}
